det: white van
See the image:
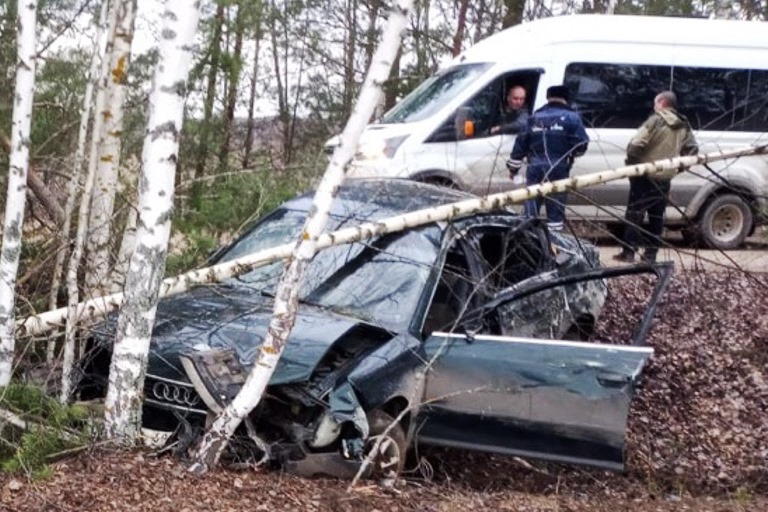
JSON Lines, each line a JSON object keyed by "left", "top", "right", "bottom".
{"left": 332, "top": 14, "right": 768, "bottom": 250}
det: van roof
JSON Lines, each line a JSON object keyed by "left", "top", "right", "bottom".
{"left": 455, "top": 14, "right": 768, "bottom": 64}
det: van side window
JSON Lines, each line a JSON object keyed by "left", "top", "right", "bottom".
{"left": 566, "top": 62, "right": 768, "bottom": 133}
{"left": 425, "top": 70, "right": 541, "bottom": 143}
{"left": 564, "top": 63, "right": 672, "bottom": 129}
{"left": 673, "top": 67, "right": 768, "bottom": 132}
{"left": 741, "top": 71, "right": 768, "bottom": 132}
{"left": 673, "top": 67, "right": 751, "bottom": 131}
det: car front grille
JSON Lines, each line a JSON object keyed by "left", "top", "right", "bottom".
{"left": 144, "top": 374, "right": 207, "bottom": 415}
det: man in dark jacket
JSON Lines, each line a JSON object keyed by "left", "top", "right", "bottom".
{"left": 613, "top": 91, "right": 698, "bottom": 263}
{"left": 506, "top": 85, "right": 589, "bottom": 232}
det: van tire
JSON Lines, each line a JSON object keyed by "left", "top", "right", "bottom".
{"left": 697, "top": 194, "right": 752, "bottom": 250}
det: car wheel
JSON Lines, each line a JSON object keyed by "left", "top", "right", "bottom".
{"left": 564, "top": 323, "right": 590, "bottom": 341}
{"left": 419, "top": 176, "right": 459, "bottom": 189}
{"left": 364, "top": 410, "right": 407, "bottom": 479}
{"left": 697, "top": 194, "right": 752, "bottom": 250}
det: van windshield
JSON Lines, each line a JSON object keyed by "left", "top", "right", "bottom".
{"left": 380, "top": 63, "right": 492, "bottom": 124}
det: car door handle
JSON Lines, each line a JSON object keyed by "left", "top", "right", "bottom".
{"left": 596, "top": 371, "right": 632, "bottom": 388}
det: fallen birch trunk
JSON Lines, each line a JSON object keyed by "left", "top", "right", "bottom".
{"left": 15, "top": 144, "right": 767, "bottom": 339}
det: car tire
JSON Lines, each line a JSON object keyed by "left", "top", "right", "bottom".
{"left": 418, "top": 176, "right": 459, "bottom": 189}
{"left": 364, "top": 410, "right": 407, "bottom": 479}
{"left": 697, "top": 194, "right": 752, "bottom": 250}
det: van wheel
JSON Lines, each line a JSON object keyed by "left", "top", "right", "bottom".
{"left": 363, "top": 410, "right": 407, "bottom": 479}
{"left": 697, "top": 194, "right": 752, "bottom": 250}
{"left": 680, "top": 226, "right": 700, "bottom": 246}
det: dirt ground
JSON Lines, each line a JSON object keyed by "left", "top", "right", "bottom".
{"left": 2, "top": 268, "right": 767, "bottom": 512}
{"left": 1, "top": 447, "right": 765, "bottom": 512}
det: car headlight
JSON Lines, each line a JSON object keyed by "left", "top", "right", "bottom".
{"left": 355, "top": 136, "right": 407, "bottom": 160}
{"left": 309, "top": 411, "right": 341, "bottom": 448}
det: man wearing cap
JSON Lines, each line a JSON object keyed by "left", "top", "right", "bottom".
{"left": 506, "top": 85, "right": 589, "bottom": 232}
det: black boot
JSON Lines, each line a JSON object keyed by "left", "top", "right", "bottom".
{"left": 642, "top": 250, "right": 657, "bottom": 263}
{"left": 612, "top": 250, "right": 635, "bottom": 263}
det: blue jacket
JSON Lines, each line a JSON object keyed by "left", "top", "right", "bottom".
{"left": 510, "top": 102, "right": 589, "bottom": 178}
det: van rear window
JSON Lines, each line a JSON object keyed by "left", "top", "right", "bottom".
{"left": 565, "top": 62, "right": 768, "bottom": 133}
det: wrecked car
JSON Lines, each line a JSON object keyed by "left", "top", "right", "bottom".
{"left": 78, "top": 178, "right": 671, "bottom": 478}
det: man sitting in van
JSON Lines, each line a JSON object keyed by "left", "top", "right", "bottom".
{"left": 612, "top": 91, "right": 698, "bottom": 263}
{"left": 490, "top": 85, "right": 529, "bottom": 135}
{"left": 506, "top": 85, "right": 589, "bottom": 232}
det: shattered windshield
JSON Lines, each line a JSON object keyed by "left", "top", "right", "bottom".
{"left": 379, "top": 63, "right": 492, "bottom": 124}
{"left": 216, "top": 207, "right": 441, "bottom": 331}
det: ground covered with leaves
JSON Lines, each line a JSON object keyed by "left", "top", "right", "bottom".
{"left": 1, "top": 270, "right": 767, "bottom": 511}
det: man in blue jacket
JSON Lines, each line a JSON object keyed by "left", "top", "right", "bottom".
{"left": 506, "top": 85, "right": 589, "bottom": 232}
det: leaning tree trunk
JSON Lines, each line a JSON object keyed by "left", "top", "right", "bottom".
{"left": 0, "top": 0, "right": 38, "bottom": 387}
{"left": 15, "top": 144, "right": 768, "bottom": 340}
{"left": 188, "top": 0, "right": 416, "bottom": 474}
{"left": 103, "top": 0, "right": 202, "bottom": 443}
{"left": 85, "top": 0, "right": 137, "bottom": 297}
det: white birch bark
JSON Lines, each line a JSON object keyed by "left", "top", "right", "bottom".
{"left": 85, "top": 0, "right": 137, "bottom": 296}
{"left": 59, "top": 0, "right": 120, "bottom": 402}
{"left": 0, "top": 1, "right": 38, "bottom": 387}
{"left": 109, "top": 200, "right": 137, "bottom": 293}
{"left": 50, "top": 0, "right": 110, "bottom": 312}
{"left": 103, "top": 0, "right": 201, "bottom": 442}
{"left": 14, "top": 144, "right": 767, "bottom": 340}
{"left": 50, "top": 0, "right": 110, "bottom": 368}
{"left": 188, "top": 0, "right": 415, "bottom": 473}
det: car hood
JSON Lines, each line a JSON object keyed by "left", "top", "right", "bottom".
{"left": 133, "top": 283, "right": 391, "bottom": 385}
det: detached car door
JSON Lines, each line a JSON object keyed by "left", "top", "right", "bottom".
{"left": 417, "top": 264, "right": 671, "bottom": 470}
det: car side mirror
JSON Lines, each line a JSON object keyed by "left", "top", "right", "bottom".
{"left": 454, "top": 107, "right": 474, "bottom": 140}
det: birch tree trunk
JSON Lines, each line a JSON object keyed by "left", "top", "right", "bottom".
{"left": 60, "top": 0, "right": 120, "bottom": 402}
{"left": 85, "top": 0, "right": 137, "bottom": 296}
{"left": 0, "top": 0, "right": 38, "bottom": 387}
{"left": 103, "top": 0, "right": 201, "bottom": 442}
{"left": 189, "top": 0, "right": 415, "bottom": 473}
{"left": 49, "top": 0, "right": 110, "bottom": 365}
{"left": 108, "top": 169, "right": 138, "bottom": 293}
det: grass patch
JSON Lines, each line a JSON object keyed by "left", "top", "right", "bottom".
{"left": 0, "top": 384, "right": 93, "bottom": 479}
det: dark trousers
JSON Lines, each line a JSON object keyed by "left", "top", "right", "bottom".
{"left": 620, "top": 176, "right": 670, "bottom": 256}
{"left": 523, "top": 164, "right": 570, "bottom": 230}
